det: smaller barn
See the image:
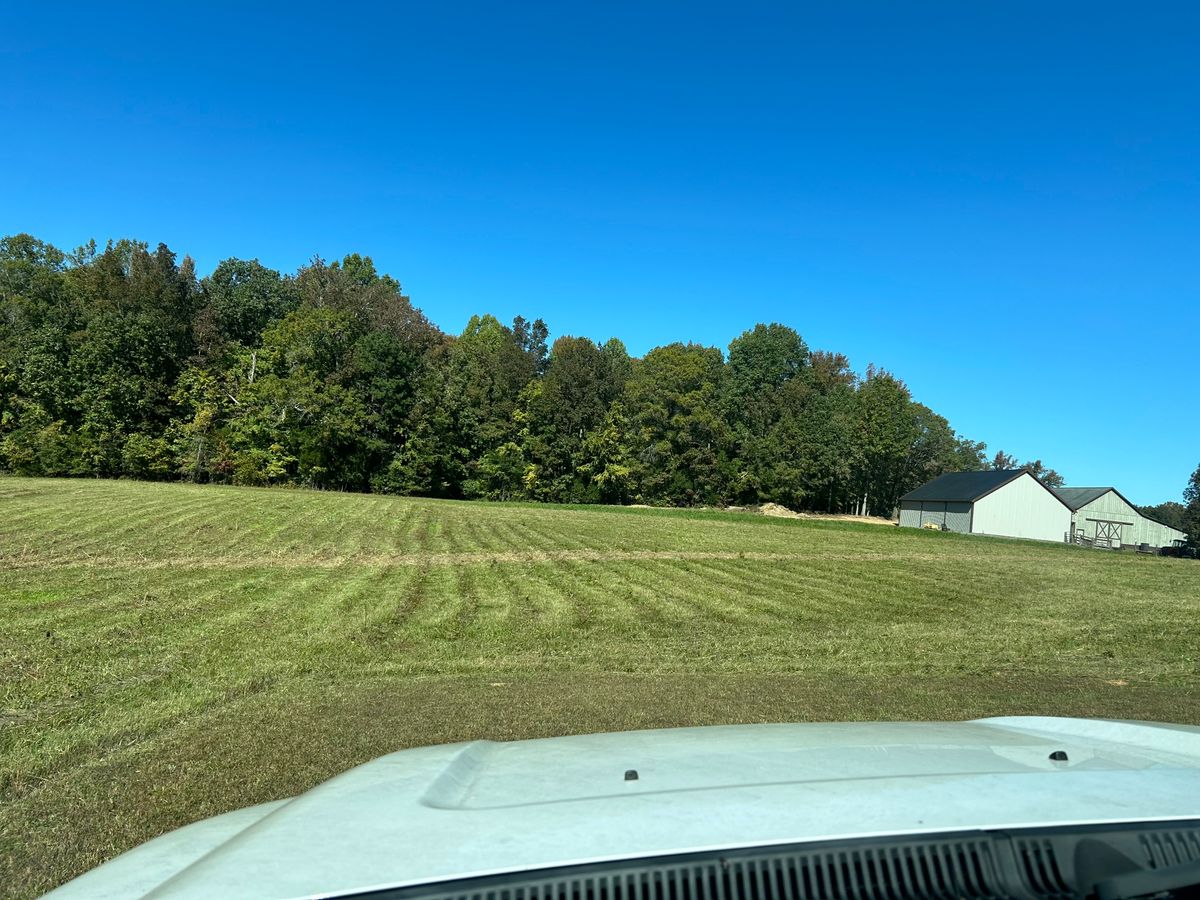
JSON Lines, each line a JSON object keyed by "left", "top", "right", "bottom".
{"left": 899, "top": 470, "right": 1072, "bottom": 542}
{"left": 1052, "top": 486, "right": 1188, "bottom": 550}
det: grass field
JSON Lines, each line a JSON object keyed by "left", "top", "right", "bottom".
{"left": 2, "top": 477, "right": 1198, "bottom": 897}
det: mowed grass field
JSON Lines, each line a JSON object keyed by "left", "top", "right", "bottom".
{"left": 2, "top": 477, "right": 1199, "bottom": 897}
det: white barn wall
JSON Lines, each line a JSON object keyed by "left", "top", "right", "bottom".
{"left": 971, "top": 473, "right": 1071, "bottom": 542}
{"left": 1136, "top": 517, "right": 1187, "bottom": 548}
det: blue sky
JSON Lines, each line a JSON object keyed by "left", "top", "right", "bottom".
{"left": 2, "top": 2, "right": 1197, "bottom": 503}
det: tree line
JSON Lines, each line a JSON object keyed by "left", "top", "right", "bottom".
{"left": 9, "top": 232, "right": 1186, "bottom": 522}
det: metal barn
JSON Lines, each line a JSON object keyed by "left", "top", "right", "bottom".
{"left": 1052, "top": 487, "right": 1188, "bottom": 550}
{"left": 899, "top": 470, "right": 1072, "bottom": 542}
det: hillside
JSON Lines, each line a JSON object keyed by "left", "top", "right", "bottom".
{"left": 2, "top": 477, "right": 1198, "bottom": 897}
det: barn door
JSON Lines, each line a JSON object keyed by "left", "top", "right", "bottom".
{"left": 1092, "top": 520, "right": 1124, "bottom": 549}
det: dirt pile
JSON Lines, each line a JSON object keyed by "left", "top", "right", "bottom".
{"left": 756, "top": 503, "right": 896, "bottom": 526}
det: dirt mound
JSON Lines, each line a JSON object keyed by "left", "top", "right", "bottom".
{"left": 758, "top": 502, "right": 802, "bottom": 518}
{"left": 755, "top": 503, "right": 896, "bottom": 526}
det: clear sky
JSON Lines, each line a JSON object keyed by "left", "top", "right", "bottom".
{"left": 2, "top": 2, "right": 1197, "bottom": 504}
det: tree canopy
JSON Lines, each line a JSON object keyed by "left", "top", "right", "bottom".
{"left": 0, "top": 232, "right": 1093, "bottom": 514}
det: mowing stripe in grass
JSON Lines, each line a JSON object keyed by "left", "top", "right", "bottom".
{"left": 2, "top": 478, "right": 1198, "bottom": 900}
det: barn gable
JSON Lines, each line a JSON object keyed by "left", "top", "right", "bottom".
{"left": 970, "top": 471, "right": 1072, "bottom": 542}
{"left": 899, "top": 470, "right": 1071, "bottom": 541}
{"left": 1054, "top": 486, "right": 1188, "bottom": 549}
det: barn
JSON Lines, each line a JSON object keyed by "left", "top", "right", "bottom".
{"left": 898, "top": 469, "right": 1072, "bottom": 542}
{"left": 1052, "top": 486, "right": 1188, "bottom": 550}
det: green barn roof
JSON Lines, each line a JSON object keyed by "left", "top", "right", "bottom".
{"left": 1050, "top": 487, "right": 1115, "bottom": 510}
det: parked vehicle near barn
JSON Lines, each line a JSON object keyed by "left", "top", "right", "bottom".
{"left": 1160, "top": 540, "right": 1198, "bottom": 560}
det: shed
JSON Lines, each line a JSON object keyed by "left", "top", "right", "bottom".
{"left": 1052, "top": 486, "right": 1188, "bottom": 549}
{"left": 899, "top": 470, "right": 1072, "bottom": 542}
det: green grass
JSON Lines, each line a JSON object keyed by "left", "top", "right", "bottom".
{"left": 2, "top": 477, "right": 1198, "bottom": 897}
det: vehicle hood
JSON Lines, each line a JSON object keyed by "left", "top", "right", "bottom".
{"left": 43, "top": 716, "right": 1200, "bottom": 900}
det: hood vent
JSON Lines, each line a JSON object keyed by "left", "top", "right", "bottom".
{"left": 391, "top": 839, "right": 1006, "bottom": 900}
{"left": 1012, "top": 839, "right": 1071, "bottom": 899}
{"left": 599, "top": 840, "right": 1004, "bottom": 900}
{"left": 1140, "top": 829, "right": 1200, "bottom": 869}
{"left": 371, "top": 823, "right": 1200, "bottom": 900}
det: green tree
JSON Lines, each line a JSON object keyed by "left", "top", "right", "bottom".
{"left": 726, "top": 324, "right": 806, "bottom": 412}
{"left": 577, "top": 402, "right": 636, "bottom": 503}
{"left": 512, "top": 315, "right": 550, "bottom": 375}
{"left": 989, "top": 450, "right": 1019, "bottom": 470}
{"left": 0, "top": 235, "right": 79, "bottom": 473}
{"left": 520, "top": 335, "right": 630, "bottom": 500}
{"left": 1020, "top": 459, "right": 1065, "bottom": 488}
{"left": 222, "top": 307, "right": 371, "bottom": 488}
{"left": 197, "top": 258, "right": 296, "bottom": 356}
{"left": 947, "top": 437, "right": 989, "bottom": 472}
{"left": 722, "top": 324, "right": 811, "bottom": 506}
{"left": 898, "top": 404, "right": 959, "bottom": 494}
{"left": 471, "top": 441, "right": 528, "bottom": 500}
{"left": 386, "top": 315, "right": 539, "bottom": 497}
{"left": 167, "top": 366, "right": 234, "bottom": 481}
{"left": 1184, "top": 463, "right": 1200, "bottom": 541}
{"left": 624, "top": 342, "right": 733, "bottom": 505}
{"left": 54, "top": 240, "right": 197, "bottom": 474}
{"left": 376, "top": 343, "right": 469, "bottom": 496}
{"left": 847, "top": 367, "right": 918, "bottom": 515}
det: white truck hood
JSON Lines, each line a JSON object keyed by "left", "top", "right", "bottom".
{"left": 42, "top": 716, "right": 1200, "bottom": 900}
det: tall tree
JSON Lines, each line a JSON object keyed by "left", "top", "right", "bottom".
{"left": 384, "top": 314, "right": 541, "bottom": 498}
{"left": 196, "top": 258, "right": 296, "bottom": 356}
{"left": 1020, "top": 459, "right": 1065, "bottom": 488}
{"left": 512, "top": 315, "right": 550, "bottom": 376}
{"left": 624, "top": 342, "right": 732, "bottom": 505}
{"left": 0, "top": 234, "right": 80, "bottom": 475}
{"left": 989, "top": 450, "right": 1019, "bottom": 470}
{"left": 722, "top": 325, "right": 811, "bottom": 506}
{"left": 520, "top": 335, "right": 630, "bottom": 500}
{"left": 947, "top": 436, "right": 989, "bottom": 472}
{"left": 1184, "top": 463, "right": 1200, "bottom": 541}
{"left": 725, "top": 323, "right": 808, "bottom": 428}
{"left": 61, "top": 240, "right": 197, "bottom": 475}
{"left": 848, "top": 367, "right": 918, "bottom": 516}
